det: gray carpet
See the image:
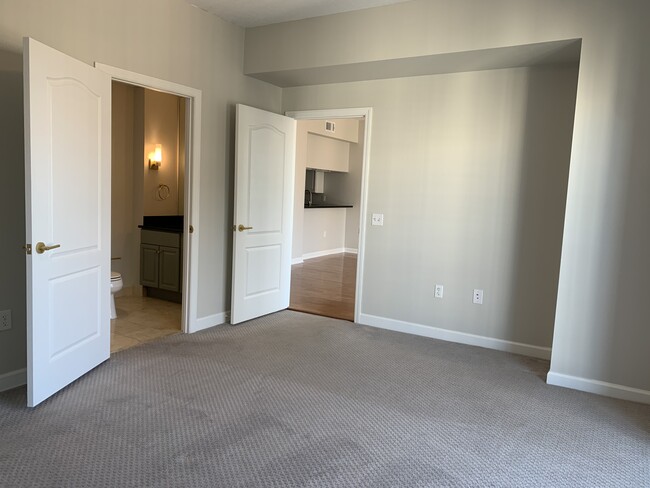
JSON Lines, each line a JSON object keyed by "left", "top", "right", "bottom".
{"left": 0, "top": 311, "right": 648, "bottom": 487}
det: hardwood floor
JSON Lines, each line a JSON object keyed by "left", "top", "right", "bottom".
{"left": 289, "top": 253, "right": 356, "bottom": 321}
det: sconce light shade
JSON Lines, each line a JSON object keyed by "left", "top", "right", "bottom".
{"left": 149, "top": 144, "right": 162, "bottom": 170}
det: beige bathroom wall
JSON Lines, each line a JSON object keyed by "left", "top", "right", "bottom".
{"left": 143, "top": 89, "right": 181, "bottom": 216}
{"left": 0, "top": 0, "right": 282, "bottom": 380}
{"left": 111, "top": 82, "right": 138, "bottom": 288}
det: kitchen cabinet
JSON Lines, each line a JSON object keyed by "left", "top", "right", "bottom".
{"left": 140, "top": 229, "right": 182, "bottom": 292}
{"left": 306, "top": 133, "right": 350, "bottom": 172}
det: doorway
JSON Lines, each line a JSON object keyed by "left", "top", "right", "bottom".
{"left": 96, "top": 63, "right": 203, "bottom": 335}
{"left": 286, "top": 109, "right": 372, "bottom": 323}
{"left": 110, "top": 81, "right": 187, "bottom": 352}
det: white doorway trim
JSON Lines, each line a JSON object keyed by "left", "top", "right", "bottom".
{"left": 95, "top": 63, "right": 202, "bottom": 334}
{"left": 285, "top": 107, "right": 373, "bottom": 324}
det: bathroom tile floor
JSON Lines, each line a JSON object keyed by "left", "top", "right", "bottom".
{"left": 111, "top": 295, "right": 182, "bottom": 353}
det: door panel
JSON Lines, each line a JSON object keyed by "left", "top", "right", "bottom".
{"left": 159, "top": 245, "right": 181, "bottom": 292}
{"left": 249, "top": 126, "right": 286, "bottom": 233}
{"left": 231, "top": 105, "right": 296, "bottom": 324}
{"left": 24, "top": 38, "right": 111, "bottom": 407}
{"left": 140, "top": 244, "right": 159, "bottom": 288}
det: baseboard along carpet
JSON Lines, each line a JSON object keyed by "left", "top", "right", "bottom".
{"left": 0, "top": 311, "right": 648, "bottom": 487}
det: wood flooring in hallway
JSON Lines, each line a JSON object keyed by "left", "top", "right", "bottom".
{"left": 289, "top": 252, "right": 356, "bottom": 321}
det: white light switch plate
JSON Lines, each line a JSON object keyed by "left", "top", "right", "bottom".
{"left": 371, "top": 213, "right": 384, "bottom": 226}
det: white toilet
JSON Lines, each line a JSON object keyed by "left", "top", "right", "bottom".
{"left": 110, "top": 271, "right": 123, "bottom": 319}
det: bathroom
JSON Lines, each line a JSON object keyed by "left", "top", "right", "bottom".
{"left": 110, "top": 81, "right": 186, "bottom": 352}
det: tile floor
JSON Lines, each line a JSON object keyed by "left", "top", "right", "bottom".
{"left": 111, "top": 295, "right": 182, "bottom": 353}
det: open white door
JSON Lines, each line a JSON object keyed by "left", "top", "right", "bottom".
{"left": 231, "top": 104, "right": 296, "bottom": 324}
{"left": 24, "top": 38, "right": 111, "bottom": 407}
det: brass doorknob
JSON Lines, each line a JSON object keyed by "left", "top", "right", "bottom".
{"left": 35, "top": 242, "right": 61, "bottom": 254}
{"left": 238, "top": 225, "right": 253, "bottom": 232}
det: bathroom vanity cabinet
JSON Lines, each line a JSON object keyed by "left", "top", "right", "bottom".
{"left": 140, "top": 229, "right": 182, "bottom": 293}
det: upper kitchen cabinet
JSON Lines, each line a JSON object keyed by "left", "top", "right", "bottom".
{"left": 307, "top": 134, "right": 350, "bottom": 172}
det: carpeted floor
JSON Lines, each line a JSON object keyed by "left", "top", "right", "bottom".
{"left": 0, "top": 311, "right": 648, "bottom": 487}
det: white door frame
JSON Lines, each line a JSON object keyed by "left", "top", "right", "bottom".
{"left": 285, "top": 108, "right": 373, "bottom": 324}
{"left": 95, "top": 63, "right": 202, "bottom": 333}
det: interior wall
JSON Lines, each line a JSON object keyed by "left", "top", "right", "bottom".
{"left": 292, "top": 121, "right": 308, "bottom": 260}
{"left": 0, "top": 50, "right": 26, "bottom": 379}
{"left": 326, "top": 120, "right": 365, "bottom": 251}
{"left": 284, "top": 65, "right": 578, "bottom": 349}
{"left": 178, "top": 98, "right": 186, "bottom": 215}
{"left": 0, "top": 0, "right": 282, "bottom": 380}
{"left": 255, "top": 0, "right": 650, "bottom": 394}
{"left": 111, "top": 81, "right": 140, "bottom": 289}
{"left": 143, "top": 89, "right": 181, "bottom": 216}
{"left": 302, "top": 208, "right": 347, "bottom": 256}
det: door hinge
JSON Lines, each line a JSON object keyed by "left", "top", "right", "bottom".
{"left": 23, "top": 244, "right": 32, "bottom": 255}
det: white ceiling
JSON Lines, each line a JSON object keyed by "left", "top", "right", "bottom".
{"left": 187, "top": 0, "right": 412, "bottom": 27}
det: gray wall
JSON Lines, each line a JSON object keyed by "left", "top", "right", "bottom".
{"left": 284, "top": 65, "right": 578, "bottom": 349}
{"left": 0, "top": 50, "right": 26, "bottom": 377}
{"left": 0, "top": 0, "right": 282, "bottom": 379}
{"left": 251, "top": 0, "right": 650, "bottom": 392}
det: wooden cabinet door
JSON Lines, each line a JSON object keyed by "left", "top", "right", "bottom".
{"left": 140, "top": 244, "right": 159, "bottom": 288}
{"left": 158, "top": 245, "right": 181, "bottom": 292}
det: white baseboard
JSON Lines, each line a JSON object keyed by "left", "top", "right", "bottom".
{"left": 547, "top": 371, "right": 650, "bottom": 405}
{"left": 302, "top": 248, "right": 346, "bottom": 261}
{"left": 0, "top": 368, "right": 26, "bottom": 392}
{"left": 190, "top": 311, "right": 229, "bottom": 333}
{"left": 358, "top": 313, "right": 552, "bottom": 360}
{"left": 294, "top": 248, "right": 358, "bottom": 264}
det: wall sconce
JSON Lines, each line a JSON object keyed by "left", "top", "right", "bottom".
{"left": 149, "top": 144, "right": 162, "bottom": 170}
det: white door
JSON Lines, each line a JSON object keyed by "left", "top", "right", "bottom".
{"left": 24, "top": 38, "right": 111, "bottom": 407}
{"left": 231, "top": 104, "right": 296, "bottom": 324}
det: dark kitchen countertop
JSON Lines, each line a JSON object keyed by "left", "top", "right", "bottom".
{"left": 305, "top": 203, "right": 353, "bottom": 208}
{"left": 138, "top": 225, "right": 183, "bottom": 233}
{"left": 138, "top": 215, "right": 184, "bottom": 233}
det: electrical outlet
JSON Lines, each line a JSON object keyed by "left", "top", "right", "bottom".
{"left": 435, "top": 284, "right": 444, "bottom": 298}
{"left": 473, "top": 289, "right": 484, "bottom": 305}
{"left": 323, "top": 230, "right": 327, "bottom": 238}
{"left": 371, "top": 213, "right": 384, "bottom": 226}
{"left": 0, "top": 310, "right": 11, "bottom": 331}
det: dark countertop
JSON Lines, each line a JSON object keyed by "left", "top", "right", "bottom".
{"left": 305, "top": 203, "right": 353, "bottom": 209}
{"left": 139, "top": 215, "right": 183, "bottom": 233}
{"left": 138, "top": 225, "right": 183, "bottom": 233}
